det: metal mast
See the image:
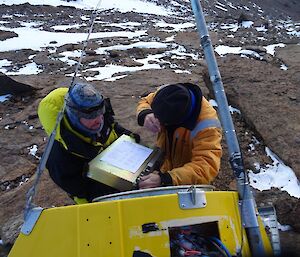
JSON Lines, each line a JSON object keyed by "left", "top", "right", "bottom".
{"left": 190, "top": 0, "right": 266, "bottom": 255}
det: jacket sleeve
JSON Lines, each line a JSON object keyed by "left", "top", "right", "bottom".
{"left": 168, "top": 127, "right": 222, "bottom": 185}
{"left": 46, "top": 141, "right": 117, "bottom": 201}
{"left": 136, "top": 92, "right": 156, "bottom": 126}
{"left": 113, "top": 123, "right": 140, "bottom": 143}
{"left": 46, "top": 140, "right": 89, "bottom": 199}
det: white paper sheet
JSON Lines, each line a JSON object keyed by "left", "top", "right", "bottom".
{"left": 100, "top": 140, "right": 153, "bottom": 173}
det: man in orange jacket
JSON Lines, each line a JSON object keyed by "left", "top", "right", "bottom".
{"left": 136, "top": 83, "right": 222, "bottom": 189}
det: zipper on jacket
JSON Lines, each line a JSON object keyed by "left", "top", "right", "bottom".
{"left": 172, "top": 132, "right": 179, "bottom": 161}
{"left": 163, "top": 129, "right": 171, "bottom": 167}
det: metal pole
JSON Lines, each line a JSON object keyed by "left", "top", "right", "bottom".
{"left": 190, "top": 0, "right": 266, "bottom": 256}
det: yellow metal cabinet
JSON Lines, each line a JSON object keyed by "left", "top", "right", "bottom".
{"left": 8, "top": 186, "right": 272, "bottom": 257}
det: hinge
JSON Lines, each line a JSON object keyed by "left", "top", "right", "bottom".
{"left": 178, "top": 185, "right": 207, "bottom": 210}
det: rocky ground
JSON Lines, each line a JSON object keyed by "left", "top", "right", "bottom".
{"left": 0, "top": 0, "right": 299, "bottom": 256}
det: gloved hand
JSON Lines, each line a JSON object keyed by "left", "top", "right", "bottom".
{"left": 73, "top": 196, "right": 89, "bottom": 204}
{"left": 130, "top": 132, "right": 141, "bottom": 143}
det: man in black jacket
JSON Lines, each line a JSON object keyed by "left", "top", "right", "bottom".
{"left": 38, "top": 82, "right": 139, "bottom": 204}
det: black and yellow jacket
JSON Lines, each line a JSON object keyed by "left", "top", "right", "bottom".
{"left": 38, "top": 88, "right": 131, "bottom": 201}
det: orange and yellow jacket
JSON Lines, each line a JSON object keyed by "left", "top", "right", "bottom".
{"left": 137, "top": 85, "right": 222, "bottom": 185}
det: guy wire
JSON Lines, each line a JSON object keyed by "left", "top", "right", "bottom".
{"left": 71, "top": 0, "right": 103, "bottom": 86}
{"left": 24, "top": 0, "right": 103, "bottom": 219}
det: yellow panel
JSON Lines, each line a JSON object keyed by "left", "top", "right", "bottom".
{"left": 9, "top": 191, "right": 272, "bottom": 257}
{"left": 77, "top": 202, "right": 124, "bottom": 257}
{"left": 9, "top": 205, "right": 78, "bottom": 257}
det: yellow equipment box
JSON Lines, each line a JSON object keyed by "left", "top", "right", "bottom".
{"left": 8, "top": 186, "right": 272, "bottom": 257}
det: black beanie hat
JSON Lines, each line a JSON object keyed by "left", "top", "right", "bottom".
{"left": 151, "top": 84, "right": 193, "bottom": 125}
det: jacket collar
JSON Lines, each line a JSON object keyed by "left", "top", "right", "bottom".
{"left": 167, "top": 84, "right": 202, "bottom": 131}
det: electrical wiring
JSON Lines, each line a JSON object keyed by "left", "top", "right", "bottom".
{"left": 208, "top": 240, "right": 228, "bottom": 257}
{"left": 208, "top": 237, "right": 232, "bottom": 257}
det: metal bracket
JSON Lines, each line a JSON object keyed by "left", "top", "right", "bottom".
{"left": 178, "top": 186, "right": 207, "bottom": 210}
{"left": 258, "top": 205, "right": 281, "bottom": 256}
{"left": 21, "top": 207, "right": 43, "bottom": 235}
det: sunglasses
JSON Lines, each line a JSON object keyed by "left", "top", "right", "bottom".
{"left": 76, "top": 101, "right": 105, "bottom": 114}
{"left": 67, "top": 102, "right": 106, "bottom": 119}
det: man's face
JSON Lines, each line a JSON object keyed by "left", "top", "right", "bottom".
{"left": 79, "top": 114, "right": 104, "bottom": 131}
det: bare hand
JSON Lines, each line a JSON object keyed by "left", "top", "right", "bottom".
{"left": 138, "top": 171, "right": 161, "bottom": 189}
{"left": 144, "top": 113, "right": 161, "bottom": 133}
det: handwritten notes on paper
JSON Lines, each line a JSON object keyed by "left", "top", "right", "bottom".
{"left": 100, "top": 139, "right": 153, "bottom": 173}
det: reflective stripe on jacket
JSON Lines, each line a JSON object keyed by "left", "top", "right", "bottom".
{"left": 137, "top": 91, "right": 222, "bottom": 185}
